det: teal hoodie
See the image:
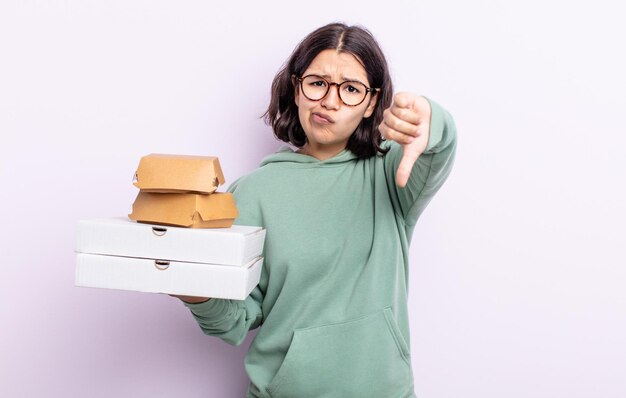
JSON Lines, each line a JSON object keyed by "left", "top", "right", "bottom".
{"left": 184, "top": 98, "right": 457, "bottom": 398}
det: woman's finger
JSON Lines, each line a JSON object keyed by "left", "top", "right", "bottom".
{"left": 379, "top": 123, "right": 415, "bottom": 145}
{"left": 383, "top": 108, "right": 420, "bottom": 137}
{"left": 390, "top": 104, "right": 421, "bottom": 126}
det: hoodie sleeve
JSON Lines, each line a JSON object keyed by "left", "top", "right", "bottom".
{"left": 181, "top": 175, "right": 265, "bottom": 346}
{"left": 182, "top": 285, "right": 264, "bottom": 346}
{"left": 383, "top": 97, "right": 457, "bottom": 230}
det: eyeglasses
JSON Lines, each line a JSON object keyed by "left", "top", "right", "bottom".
{"left": 294, "top": 74, "right": 380, "bottom": 107}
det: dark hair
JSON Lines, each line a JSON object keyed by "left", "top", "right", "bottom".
{"left": 263, "top": 23, "right": 393, "bottom": 159}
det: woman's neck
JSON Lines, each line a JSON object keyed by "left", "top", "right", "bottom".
{"left": 298, "top": 143, "right": 346, "bottom": 161}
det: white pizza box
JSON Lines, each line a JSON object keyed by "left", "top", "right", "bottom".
{"left": 75, "top": 253, "right": 263, "bottom": 300}
{"left": 76, "top": 218, "right": 266, "bottom": 266}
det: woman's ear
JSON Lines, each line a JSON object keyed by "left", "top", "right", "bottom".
{"left": 363, "top": 92, "right": 378, "bottom": 118}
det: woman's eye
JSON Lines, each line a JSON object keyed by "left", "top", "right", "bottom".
{"left": 344, "top": 84, "right": 361, "bottom": 93}
{"left": 310, "top": 80, "right": 327, "bottom": 87}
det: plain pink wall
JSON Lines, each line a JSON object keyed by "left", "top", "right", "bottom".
{"left": 1, "top": 1, "right": 625, "bottom": 397}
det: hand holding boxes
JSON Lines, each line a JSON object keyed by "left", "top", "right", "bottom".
{"left": 74, "top": 154, "right": 266, "bottom": 300}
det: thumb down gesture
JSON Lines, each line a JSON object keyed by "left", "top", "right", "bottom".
{"left": 378, "top": 93, "right": 431, "bottom": 187}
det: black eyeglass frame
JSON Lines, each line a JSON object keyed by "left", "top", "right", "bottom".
{"left": 293, "top": 74, "right": 380, "bottom": 107}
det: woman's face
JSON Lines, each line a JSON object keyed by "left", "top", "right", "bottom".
{"left": 295, "top": 49, "right": 377, "bottom": 159}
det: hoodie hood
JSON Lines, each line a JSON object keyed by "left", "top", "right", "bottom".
{"left": 259, "top": 146, "right": 359, "bottom": 167}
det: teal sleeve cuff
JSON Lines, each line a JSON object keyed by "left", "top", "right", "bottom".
{"left": 183, "top": 298, "right": 234, "bottom": 319}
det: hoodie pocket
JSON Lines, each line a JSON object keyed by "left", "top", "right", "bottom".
{"left": 266, "top": 307, "right": 413, "bottom": 398}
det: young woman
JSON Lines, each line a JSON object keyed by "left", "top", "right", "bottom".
{"left": 175, "top": 22, "right": 457, "bottom": 398}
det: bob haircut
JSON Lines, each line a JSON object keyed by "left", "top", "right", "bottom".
{"left": 263, "top": 23, "right": 393, "bottom": 159}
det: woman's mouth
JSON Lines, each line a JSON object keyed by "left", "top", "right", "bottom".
{"left": 312, "top": 112, "right": 334, "bottom": 124}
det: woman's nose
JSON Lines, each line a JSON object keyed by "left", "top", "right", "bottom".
{"left": 321, "top": 83, "right": 341, "bottom": 110}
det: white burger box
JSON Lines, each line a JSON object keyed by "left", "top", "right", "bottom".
{"left": 75, "top": 218, "right": 266, "bottom": 300}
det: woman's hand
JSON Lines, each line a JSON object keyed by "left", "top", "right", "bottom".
{"left": 169, "top": 294, "right": 211, "bottom": 304}
{"left": 378, "top": 92, "right": 431, "bottom": 187}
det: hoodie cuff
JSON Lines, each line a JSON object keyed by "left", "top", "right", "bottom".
{"left": 182, "top": 298, "right": 231, "bottom": 319}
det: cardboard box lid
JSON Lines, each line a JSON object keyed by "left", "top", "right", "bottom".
{"left": 128, "top": 191, "right": 238, "bottom": 228}
{"left": 133, "top": 154, "right": 225, "bottom": 194}
{"left": 76, "top": 217, "right": 266, "bottom": 266}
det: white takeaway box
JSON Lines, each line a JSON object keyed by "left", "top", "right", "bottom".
{"left": 75, "top": 218, "right": 266, "bottom": 300}
{"left": 76, "top": 218, "right": 266, "bottom": 266}
{"left": 75, "top": 253, "right": 263, "bottom": 300}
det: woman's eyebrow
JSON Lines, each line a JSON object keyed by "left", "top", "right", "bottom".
{"left": 314, "top": 73, "right": 368, "bottom": 85}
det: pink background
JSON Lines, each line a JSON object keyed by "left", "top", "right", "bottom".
{"left": 1, "top": 1, "right": 625, "bottom": 397}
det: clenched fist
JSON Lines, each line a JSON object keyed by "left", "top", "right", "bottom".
{"left": 378, "top": 93, "right": 431, "bottom": 187}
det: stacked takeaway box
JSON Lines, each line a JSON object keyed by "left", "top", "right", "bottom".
{"left": 129, "top": 154, "right": 237, "bottom": 228}
{"left": 75, "top": 154, "right": 266, "bottom": 300}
